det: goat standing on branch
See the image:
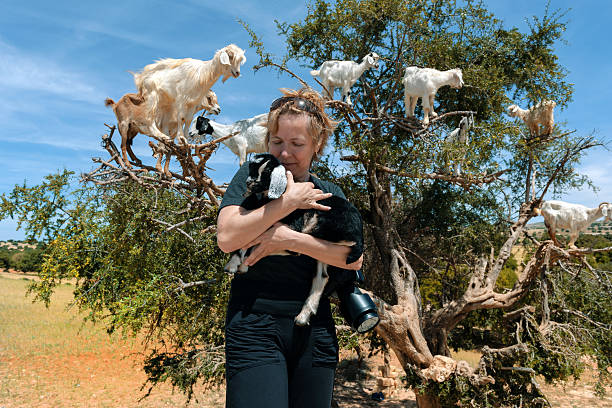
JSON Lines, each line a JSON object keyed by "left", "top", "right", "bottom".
{"left": 133, "top": 44, "right": 246, "bottom": 147}
{"left": 403, "top": 66, "right": 464, "bottom": 126}
{"left": 444, "top": 115, "right": 473, "bottom": 176}
{"left": 310, "top": 52, "right": 380, "bottom": 105}
{"left": 105, "top": 90, "right": 220, "bottom": 173}
{"left": 536, "top": 200, "right": 612, "bottom": 248}
{"left": 507, "top": 100, "right": 556, "bottom": 138}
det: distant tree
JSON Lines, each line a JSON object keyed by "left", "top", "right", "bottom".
{"left": 0, "top": 249, "right": 10, "bottom": 269}
{"left": 13, "top": 247, "right": 44, "bottom": 272}
{"left": 1, "top": 0, "right": 610, "bottom": 407}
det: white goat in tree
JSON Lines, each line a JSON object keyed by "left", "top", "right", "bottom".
{"left": 133, "top": 44, "right": 245, "bottom": 146}
{"left": 189, "top": 113, "right": 269, "bottom": 166}
{"left": 402, "top": 67, "right": 464, "bottom": 126}
{"left": 310, "top": 52, "right": 380, "bottom": 105}
{"left": 507, "top": 100, "right": 556, "bottom": 138}
{"left": 535, "top": 200, "right": 612, "bottom": 249}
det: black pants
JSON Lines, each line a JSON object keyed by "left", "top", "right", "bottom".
{"left": 225, "top": 298, "right": 338, "bottom": 408}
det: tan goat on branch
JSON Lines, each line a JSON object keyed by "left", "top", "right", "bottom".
{"left": 104, "top": 90, "right": 220, "bottom": 174}
{"left": 507, "top": 100, "right": 556, "bottom": 138}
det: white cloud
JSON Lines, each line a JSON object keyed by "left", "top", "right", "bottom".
{"left": 0, "top": 39, "right": 102, "bottom": 105}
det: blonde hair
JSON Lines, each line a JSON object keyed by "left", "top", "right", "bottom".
{"left": 266, "top": 87, "right": 337, "bottom": 161}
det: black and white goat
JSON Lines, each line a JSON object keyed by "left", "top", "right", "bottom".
{"left": 444, "top": 115, "right": 473, "bottom": 176}
{"left": 224, "top": 153, "right": 364, "bottom": 326}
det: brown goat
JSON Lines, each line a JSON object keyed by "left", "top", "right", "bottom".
{"left": 104, "top": 90, "right": 220, "bottom": 174}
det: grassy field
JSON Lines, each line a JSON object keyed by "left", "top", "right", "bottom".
{"left": 0, "top": 274, "right": 223, "bottom": 408}
{"left": 1, "top": 273, "right": 609, "bottom": 407}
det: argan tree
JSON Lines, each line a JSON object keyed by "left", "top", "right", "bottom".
{"left": 2, "top": 1, "right": 610, "bottom": 407}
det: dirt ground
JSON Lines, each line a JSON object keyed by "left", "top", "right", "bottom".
{"left": 3, "top": 347, "right": 609, "bottom": 408}
{"left": 1, "top": 271, "right": 610, "bottom": 407}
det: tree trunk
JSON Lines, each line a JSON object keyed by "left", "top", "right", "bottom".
{"left": 415, "top": 393, "right": 441, "bottom": 408}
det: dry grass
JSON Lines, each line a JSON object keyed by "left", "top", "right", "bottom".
{"left": 1, "top": 274, "right": 609, "bottom": 407}
{"left": 0, "top": 276, "right": 222, "bottom": 408}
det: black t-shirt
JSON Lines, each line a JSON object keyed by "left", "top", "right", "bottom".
{"left": 219, "top": 162, "right": 347, "bottom": 303}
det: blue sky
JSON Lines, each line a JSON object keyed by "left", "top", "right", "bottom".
{"left": 0, "top": 0, "right": 610, "bottom": 240}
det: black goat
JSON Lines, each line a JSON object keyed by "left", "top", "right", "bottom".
{"left": 224, "top": 153, "right": 363, "bottom": 325}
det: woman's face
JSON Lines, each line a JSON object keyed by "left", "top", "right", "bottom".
{"left": 268, "top": 114, "right": 319, "bottom": 182}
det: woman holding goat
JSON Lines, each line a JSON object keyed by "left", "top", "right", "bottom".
{"left": 216, "top": 87, "right": 363, "bottom": 408}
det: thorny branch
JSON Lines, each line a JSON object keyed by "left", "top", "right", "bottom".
{"left": 82, "top": 123, "right": 228, "bottom": 235}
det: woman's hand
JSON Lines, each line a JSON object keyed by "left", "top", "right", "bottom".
{"left": 281, "top": 171, "right": 332, "bottom": 211}
{"left": 243, "top": 222, "right": 298, "bottom": 266}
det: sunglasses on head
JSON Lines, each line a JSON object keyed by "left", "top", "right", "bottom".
{"left": 269, "top": 96, "right": 321, "bottom": 116}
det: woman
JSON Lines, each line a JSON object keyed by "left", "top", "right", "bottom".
{"left": 217, "top": 87, "right": 363, "bottom": 408}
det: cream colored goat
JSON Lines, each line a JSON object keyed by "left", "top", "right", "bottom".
{"left": 310, "top": 52, "right": 380, "bottom": 105}
{"left": 507, "top": 100, "right": 556, "bottom": 137}
{"left": 403, "top": 67, "right": 464, "bottom": 126}
{"left": 133, "top": 44, "right": 245, "bottom": 146}
{"left": 104, "top": 90, "right": 220, "bottom": 173}
{"left": 535, "top": 200, "right": 612, "bottom": 249}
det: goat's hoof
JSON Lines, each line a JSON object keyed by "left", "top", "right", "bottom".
{"left": 294, "top": 313, "right": 311, "bottom": 326}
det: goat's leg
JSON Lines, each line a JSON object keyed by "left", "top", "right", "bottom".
{"left": 568, "top": 232, "right": 579, "bottom": 250}
{"left": 546, "top": 223, "right": 561, "bottom": 247}
{"left": 125, "top": 130, "right": 142, "bottom": 166}
{"left": 126, "top": 144, "right": 142, "bottom": 166}
{"left": 238, "top": 143, "right": 247, "bottom": 167}
{"left": 429, "top": 94, "right": 438, "bottom": 118}
{"left": 295, "top": 262, "right": 329, "bottom": 326}
{"left": 404, "top": 91, "right": 412, "bottom": 117}
{"left": 118, "top": 124, "right": 133, "bottom": 168}
{"left": 163, "top": 151, "right": 172, "bottom": 177}
{"left": 176, "top": 114, "right": 189, "bottom": 146}
{"left": 180, "top": 113, "right": 193, "bottom": 145}
{"left": 224, "top": 248, "right": 250, "bottom": 274}
{"left": 148, "top": 141, "right": 165, "bottom": 173}
{"left": 145, "top": 122, "right": 172, "bottom": 144}
{"left": 343, "top": 87, "right": 352, "bottom": 105}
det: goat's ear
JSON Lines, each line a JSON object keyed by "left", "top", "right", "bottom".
{"left": 268, "top": 165, "right": 288, "bottom": 199}
{"left": 454, "top": 71, "right": 462, "bottom": 85}
{"left": 220, "top": 51, "right": 230, "bottom": 66}
{"left": 602, "top": 204, "right": 609, "bottom": 218}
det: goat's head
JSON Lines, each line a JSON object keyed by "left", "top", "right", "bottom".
{"left": 364, "top": 52, "right": 380, "bottom": 69}
{"left": 204, "top": 91, "right": 221, "bottom": 115}
{"left": 195, "top": 116, "right": 214, "bottom": 136}
{"left": 600, "top": 202, "right": 612, "bottom": 222}
{"left": 245, "top": 153, "right": 287, "bottom": 199}
{"left": 450, "top": 68, "right": 464, "bottom": 89}
{"left": 507, "top": 104, "right": 520, "bottom": 117}
{"left": 219, "top": 44, "right": 246, "bottom": 83}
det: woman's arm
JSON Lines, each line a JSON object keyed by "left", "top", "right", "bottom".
{"left": 216, "top": 171, "right": 332, "bottom": 253}
{"left": 242, "top": 222, "right": 364, "bottom": 270}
